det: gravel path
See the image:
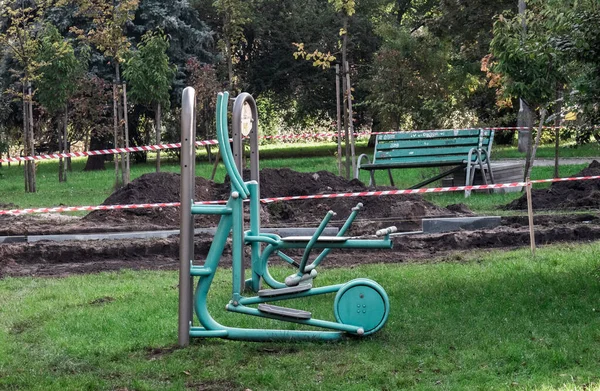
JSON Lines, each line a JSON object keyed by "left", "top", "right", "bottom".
{"left": 496, "top": 157, "right": 600, "bottom": 167}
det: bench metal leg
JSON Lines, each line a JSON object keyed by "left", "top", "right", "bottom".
{"left": 465, "top": 161, "right": 473, "bottom": 198}
{"left": 410, "top": 165, "right": 465, "bottom": 189}
{"left": 387, "top": 169, "right": 394, "bottom": 187}
{"left": 476, "top": 151, "right": 490, "bottom": 195}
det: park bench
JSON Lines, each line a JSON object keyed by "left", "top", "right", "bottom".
{"left": 356, "top": 128, "right": 495, "bottom": 189}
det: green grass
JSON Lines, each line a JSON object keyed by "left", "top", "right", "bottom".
{"left": 1, "top": 242, "right": 600, "bottom": 390}
{"left": 0, "top": 141, "right": 595, "bottom": 214}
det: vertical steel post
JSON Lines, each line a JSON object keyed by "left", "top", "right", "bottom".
{"left": 179, "top": 87, "right": 196, "bottom": 347}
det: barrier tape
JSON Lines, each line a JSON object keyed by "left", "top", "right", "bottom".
{"left": 2, "top": 174, "right": 600, "bottom": 216}
{"left": 0, "top": 126, "right": 565, "bottom": 164}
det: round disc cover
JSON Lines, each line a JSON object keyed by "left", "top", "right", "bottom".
{"left": 334, "top": 280, "right": 389, "bottom": 335}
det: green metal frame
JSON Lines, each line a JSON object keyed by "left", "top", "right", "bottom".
{"left": 179, "top": 88, "right": 395, "bottom": 344}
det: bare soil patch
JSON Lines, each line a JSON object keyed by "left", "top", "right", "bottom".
{"left": 1, "top": 166, "right": 600, "bottom": 278}
{"left": 506, "top": 160, "right": 600, "bottom": 210}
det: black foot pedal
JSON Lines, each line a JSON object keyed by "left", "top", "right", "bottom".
{"left": 257, "top": 283, "right": 311, "bottom": 297}
{"left": 258, "top": 304, "right": 312, "bottom": 319}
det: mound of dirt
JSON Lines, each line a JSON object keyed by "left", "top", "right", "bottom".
{"left": 253, "top": 168, "right": 470, "bottom": 234}
{"left": 505, "top": 160, "right": 600, "bottom": 210}
{"left": 84, "top": 172, "right": 222, "bottom": 227}
{"left": 84, "top": 168, "right": 472, "bottom": 234}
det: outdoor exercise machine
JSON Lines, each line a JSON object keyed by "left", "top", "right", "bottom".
{"left": 178, "top": 87, "right": 397, "bottom": 346}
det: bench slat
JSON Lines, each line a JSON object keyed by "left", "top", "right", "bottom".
{"left": 376, "top": 146, "right": 483, "bottom": 160}
{"left": 377, "top": 137, "right": 491, "bottom": 150}
{"left": 378, "top": 129, "right": 491, "bottom": 141}
{"left": 370, "top": 154, "right": 480, "bottom": 167}
{"left": 360, "top": 160, "right": 465, "bottom": 170}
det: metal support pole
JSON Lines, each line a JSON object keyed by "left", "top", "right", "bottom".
{"left": 179, "top": 87, "right": 196, "bottom": 347}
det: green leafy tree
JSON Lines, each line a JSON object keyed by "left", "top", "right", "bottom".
{"left": 70, "top": 0, "right": 139, "bottom": 186}
{"left": 489, "top": 0, "right": 573, "bottom": 180}
{"left": 124, "top": 29, "right": 175, "bottom": 172}
{"left": 36, "top": 23, "right": 85, "bottom": 182}
{"left": 363, "top": 26, "right": 451, "bottom": 131}
{"left": 0, "top": 0, "right": 50, "bottom": 192}
{"left": 130, "top": 0, "right": 215, "bottom": 99}
{"left": 214, "top": 0, "right": 251, "bottom": 91}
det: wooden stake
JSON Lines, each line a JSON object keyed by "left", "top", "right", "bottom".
{"left": 345, "top": 61, "right": 356, "bottom": 178}
{"left": 526, "top": 177, "right": 536, "bottom": 257}
{"left": 123, "top": 83, "right": 131, "bottom": 184}
{"left": 335, "top": 64, "right": 342, "bottom": 177}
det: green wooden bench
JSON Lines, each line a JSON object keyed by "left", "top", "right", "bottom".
{"left": 356, "top": 128, "right": 495, "bottom": 189}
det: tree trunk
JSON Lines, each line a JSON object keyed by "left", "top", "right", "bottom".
{"left": 122, "top": 82, "right": 130, "bottom": 184}
{"left": 517, "top": 0, "right": 533, "bottom": 153}
{"left": 345, "top": 61, "right": 356, "bottom": 178}
{"left": 83, "top": 132, "right": 107, "bottom": 171}
{"left": 115, "top": 69, "right": 126, "bottom": 187}
{"left": 22, "top": 83, "right": 29, "bottom": 192}
{"left": 524, "top": 108, "right": 547, "bottom": 182}
{"left": 342, "top": 16, "right": 350, "bottom": 179}
{"left": 59, "top": 111, "right": 65, "bottom": 183}
{"left": 64, "top": 104, "right": 70, "bottom": 173}
{"left": 112, "top": 82, "right": 121, "bottom": 188}
{"left": 336, "top": 64, "right": 342, "bottom": 177}
{"left": 27, "top": 85, "right": 36, "bottom": 193}
{"left": 156, "top": 102, "right": 161, "bottom": 172}
{"left": 553, "top": 85, "right": 563, "bottom": 178}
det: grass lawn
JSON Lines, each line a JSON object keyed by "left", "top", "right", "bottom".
{"left": 0, "top": 141, "right": 594, "bottom": 214}
{"left": 1, "top": 242, "right": 599, "bottom": 390}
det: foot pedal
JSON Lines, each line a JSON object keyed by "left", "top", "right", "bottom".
{"left": 258, "top": 304, "right": 312, "bottom": 319}
{"left": 257, "top": 283, "right": 311, "bottom": 297}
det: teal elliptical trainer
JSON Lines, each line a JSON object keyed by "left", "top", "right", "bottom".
{"left": 178, "top": 87, "right": 397, "bottom": 346}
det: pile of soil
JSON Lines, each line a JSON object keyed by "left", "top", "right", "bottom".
{"left": 84, "top": 172, "right": 221, "bottom": 227}
{"left": 84, "top": 168, "right": 471, "bottom": 234}
{"left": 253, "top": 169, "right": 469, "bottom": 233}
{"left": 505, "top": 160, "right": 600, "bottom": 210}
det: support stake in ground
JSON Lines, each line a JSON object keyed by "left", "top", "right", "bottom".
{"left": 526, "top": 177, "right": 536, "bottom": 257}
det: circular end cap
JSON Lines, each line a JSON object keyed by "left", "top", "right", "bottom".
{"left": 232, "top": 191, "right": 239, "bottom": 199}
{"left": 357, "top": 328, "right": 365, "bottom": 336}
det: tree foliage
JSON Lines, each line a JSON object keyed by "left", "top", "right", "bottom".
{"left": 36, "top": 23, "right": 85, "bottom": 114}
{"left": 124, "top": 29, "right": 175, "bottom": 109}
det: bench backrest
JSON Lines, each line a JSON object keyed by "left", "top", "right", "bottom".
{"left": 373, "top": 129, "right": 494, "bottom": 167}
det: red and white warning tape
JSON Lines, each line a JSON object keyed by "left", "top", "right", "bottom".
{"left": 256, "top": 182, "right": 528, "bottom": 203}
{"left": 0, "top": 202, "right": 181, "bottom": 215}
{"left": 0, "top": 126, "right": 564, "bottom": 165}
{"left": 530, "top": 175, "right": 600, "bottom": 184}
{"left": 2, "top": 174, "right": 600, "bottom": 216}
{"left": 0, "top": 140, "right": 222, "bottom": 164}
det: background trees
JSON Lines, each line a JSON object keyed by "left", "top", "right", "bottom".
{"left": 0, "top": 0, "right": 599, "bottom": 192}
